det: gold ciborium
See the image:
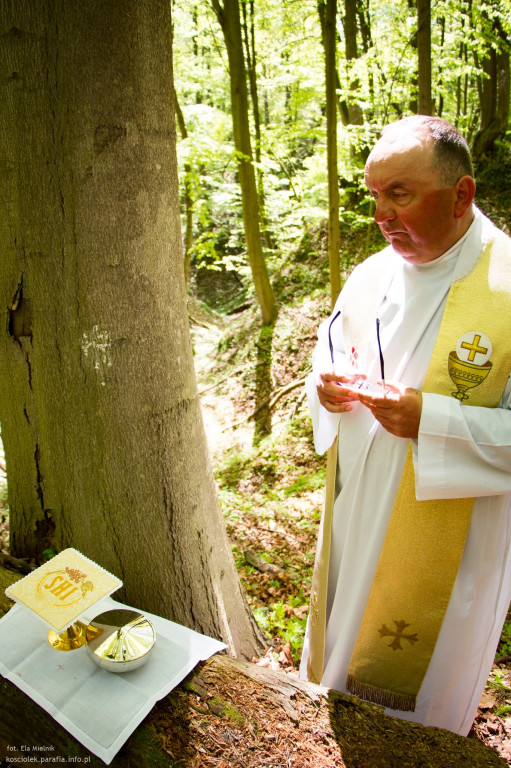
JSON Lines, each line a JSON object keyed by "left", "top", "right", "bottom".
{"left": 5, "top": 548, "right": 122, "bottom": 652}
{"left": 448, "top": 351, "right": 492, "bottom": 401}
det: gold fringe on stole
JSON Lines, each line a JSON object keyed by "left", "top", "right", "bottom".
{"left": 306, "top": 437, "right": 338, "bottom": 684}
{"left": 346, "top": 231, "right": 511, "bottom": 710}
{"left": 346, "top": 674, "right": 417, "bottom": 712}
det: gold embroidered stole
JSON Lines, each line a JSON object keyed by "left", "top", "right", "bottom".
{"left": 345, "top": 230, "right": 511, "bottom": 710}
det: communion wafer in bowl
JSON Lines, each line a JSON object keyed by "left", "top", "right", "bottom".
{"left": 86, "top": 609, "right": 156, "bottom": 673}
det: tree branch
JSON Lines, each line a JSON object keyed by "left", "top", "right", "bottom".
{"left": 221, "top": 373, "right": 310, "bottom": 432}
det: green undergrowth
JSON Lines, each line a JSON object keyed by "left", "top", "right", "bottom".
{"left": 253, "top": 598, "right": 308, "bottom": 660}
{"left": 0, "top": 481, "right": 8, "bottom": 556}
{"left": 213, "top": 413, "right": 325, "bottom": 661}
{"left": 496, "top": 611, "right": 511, "bottom": 662}
{"left": 487, "top": 667, "right": 511, "bottom": 718}
{"left": 216, "top": 415, "right": 322, "bottom": 495}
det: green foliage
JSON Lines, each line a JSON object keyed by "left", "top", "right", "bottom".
{"left": 488, "top": 670, "right": 511, "bottom": 693}
{"left": 212, "top": 401, "right": 323, "bottom": 663}
{"left": 173, "top": 0, "right": 511, "bottom": 313}
{"left": 253, "top": 598, "right": 307, "bottom": 661}
{"left": 495, "top": 616, "right": 511, "bottom": 661}
{"left": 0, "top": 482, "right": 8, "bottom": 512}
{"left": 215, "top": 413, "right": 321, "bottom": 495}
{"left": 0, "top": 481, "right": 8, "bottom": 555}
{"left": 275, "top": 470, "right": 326, "bottom": 499}
{"left": 217, "top": 435, "right": 322, "bottom": 509}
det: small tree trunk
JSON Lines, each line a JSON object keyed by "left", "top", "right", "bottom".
{"left": 417, "top": 0, "right": 433, "bottom": 115}
{"left": 241, "top": 0, "right": 273, "bottom": 252}
{"left": 324, "top": 0, "right": 341, "bottom": 306}
{"left": 212, "top": 0, "right": 278, "bottom": 326}
{"left": 343, "top": 0, "right": 364, "bottom": 128}
{"left": 408, "top": 0, "right": 418, "bottom": 114}
{"left": 174, "top": 88, "right": 195, "bottom": 284}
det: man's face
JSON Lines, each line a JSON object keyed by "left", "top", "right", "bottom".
{"left": 364, "top": 133, "right": 462, "bottom": 265}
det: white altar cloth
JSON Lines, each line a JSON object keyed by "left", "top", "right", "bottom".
{"left": 0, "top": 596, "right": 227, "bottom": 764}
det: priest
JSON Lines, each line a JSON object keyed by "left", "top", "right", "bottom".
{"left": 301, "top": 115, "right": 511, "bottom": 735}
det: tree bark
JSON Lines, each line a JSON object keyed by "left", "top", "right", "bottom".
{"left": 211, "top": 0, "right": 278, "bottom": 326}
{"left": 322, "top": 0, "right": 342, "bottom": 306}
{"left": 0, "top": 0, "right": 264, "bottom": 660}
{"left": 417, "top": 0, "right": 433, "bottom": 115}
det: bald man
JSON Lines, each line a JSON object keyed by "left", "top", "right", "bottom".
{"left": 301, "top": 116, "right": 511, "bottom": 735}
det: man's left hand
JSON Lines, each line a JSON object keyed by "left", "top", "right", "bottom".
{"left": 357, "top": 383, "right": 423, "bottom": 439}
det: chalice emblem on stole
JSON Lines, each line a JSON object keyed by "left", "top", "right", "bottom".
{"left": 448, "top": 332, "right": 493, "bottom": 401}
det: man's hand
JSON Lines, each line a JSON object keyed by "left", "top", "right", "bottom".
{"left": 317, "top": 372, "right": 366, "bottom": 414}
{"left": 357, "top": 383, "right": 423, "bottom": 438}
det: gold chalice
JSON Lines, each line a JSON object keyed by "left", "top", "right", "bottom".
{"left": 448, "top": 351, "right": 492, "bottom": 401}
{"left": 48, "top": 621, "right": 89, "bottom": 651}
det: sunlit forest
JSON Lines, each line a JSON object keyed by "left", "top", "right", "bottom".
{"left": 171, "top": 1, "right": 511, "bottom": 759}
{"left": 1, "top": 1, "right": 511, "bottom": 761}
{"left": 173, "top": 0, "right": 510, "bottom": 317}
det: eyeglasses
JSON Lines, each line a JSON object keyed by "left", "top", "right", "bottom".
{"left": 328, "top": 312, "right": 387, "bottom": 395}
{"left": 376, "top": 317, "right": 386, "bottom": 390}
{"left": 328, "top": 310, "right": 341, "bottom": 367}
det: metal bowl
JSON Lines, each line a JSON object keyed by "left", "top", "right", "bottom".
{"left": 86, "top": 609, "right": 156, "bottom": 673}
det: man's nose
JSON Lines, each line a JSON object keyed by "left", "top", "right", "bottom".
{"left": 374, "top": 197, "right": 396, "bottom": 223}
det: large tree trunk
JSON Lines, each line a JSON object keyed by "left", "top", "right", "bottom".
{"left": 0, "top": 0, "right": 264, "bottom": 660}
{"left": 212, "top": 0, "right": 278, "bottom": 327}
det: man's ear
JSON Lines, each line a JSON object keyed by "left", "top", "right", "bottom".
{"left": 454, "top": 175, "right": 476, "bottom": 218}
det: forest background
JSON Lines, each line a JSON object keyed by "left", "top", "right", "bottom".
{"left": 172, "top": 0, "right": 511, "bottom": 648}
{"left": 1, "top": 0, "right": 511, "bottom": 760}
{"left": 171, "top": 0, "right": 511, "bottom": 756}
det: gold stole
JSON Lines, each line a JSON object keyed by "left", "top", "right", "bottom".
{"left": 306, "top": 229, "right": 511, "bottom": 708}
{"left": 346, "top": 231, "right": 511, "bottom": 710}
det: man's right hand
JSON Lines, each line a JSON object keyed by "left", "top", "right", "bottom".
{"left": 317, "top": 372, "right": 366, "bottom": 413}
